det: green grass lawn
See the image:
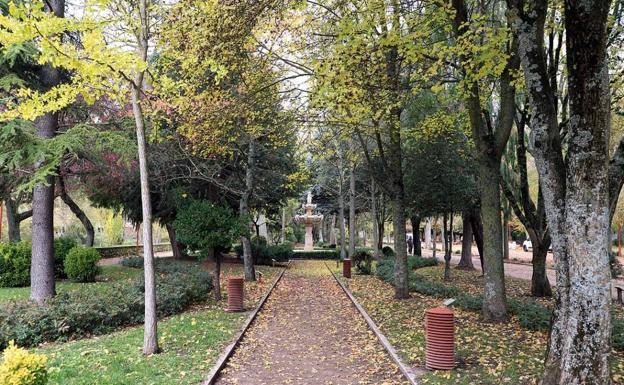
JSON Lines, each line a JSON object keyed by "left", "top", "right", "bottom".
{"left": 41, "top": 305, "right": 245, "bottom": 385}
{"left": 0, "top": 265, "right": 141, "bottom": 303}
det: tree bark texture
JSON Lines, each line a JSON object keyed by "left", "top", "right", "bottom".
{"left": 5, "top": 198, "right": 31, "bottom": 243}
{"left": 508, "top": 0, "right": 612, "bottom": 382}
{"left": 29, "top": 0, "right": 64, "bottom": 304}
{"left": 411, "top": 215, "right": 422, "bottom": 256}
{"left": 348, "top": 162, "right": 356, "bottom": 258}
{"left": 240, "top": 137, "right": 256, "bottom": 282}
{"left": 458, "top": 211, "right": 475, "bottom": 270}
{"left": 58, "top": 177, "right": 94, "bottom": 247}
{"left": 132, "top": 0, "right": 159, "bottom": 354}
{"left": 166, "top": 223, "right": 185, "bottom": 260}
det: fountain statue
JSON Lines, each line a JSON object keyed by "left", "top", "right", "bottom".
{"left": 294, "top": 192, "right": 323, "bottom": 251}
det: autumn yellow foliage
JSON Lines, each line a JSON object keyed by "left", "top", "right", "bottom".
{"left": 0, "top": 341, "right": 48, "bottom": 385}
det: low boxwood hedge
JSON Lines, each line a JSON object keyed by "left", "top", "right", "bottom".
{"left": 0, "top": 242, "right": 31, "bottom": 288}
{"left": 234, "top": 241, "right": 294, "bottom": 265}
{"left": 291, "top": 250, "right": 339, "bottom": 259}
{"left": 0, "top": 260, "right": 212, "bottom": 349}
{"left": 0, "top": 237, "right": 80, "bottom": 287}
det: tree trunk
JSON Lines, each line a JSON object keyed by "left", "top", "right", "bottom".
{"left": 619, "top": 224, "right": 622, "bottom": 258}
{"left": 166, "top": 223, "right": 185, "bottom": 259}
{"left": 531, "top": 244, "right": 551, "bottom": 297}
{"left": 5, "top": 199, "right": 22, "bottom": 243}
{"left": 469, "top": 211, "right": 484, "bottom": 270}
{"left": 240, "top": 138, "right": 256, "bottom": 282}
{"left": 424, "top": 218, "right": 431, "bottom": 249}
{"left": 213, "top": 249, "right": 222, "bottom": 301}
{"left": 508, "top": 1, "right": 612, "bottom": 382}
{"left": 478, "top": 160, "right": 508, "bottom": 321}
{"left": 29, "top": 0, "right": 64, "bottom": 304}
{"left": 391, "top": 194, "right": 409, "bottom": 299}
{"left": 337, "top": 145, "right": 347, "bottom": 260}
{"left": 371, "top": 177, "right": 381, "bottom": 259}
{"left": 329, "top": 214, "right": 337, "bottom": 245}
{"left": 458, "top": 211, "right": 475, "bottom": 270}
{"left": 503, "top": 210, "right": 510, "bottom": 260}
{"left": 443, "top": 213, "right": 451, "bottom": 279}
{"left": 348, "top": 162, "right": 356, "bottom": 258}
{"left": 132, "top": 0, "right": 158, "bottom": 354}
{"left": 371, "top": 178, "right": 381, "bottom": 258}
{"left": 413, "top": 217, "right": 422, "bottom": 257}
{"left": 58, "top": 177, "right": 94, "bottom": 247}
{"left": 432, "top": 218, "right": 437, "bottom": 259}
{"left": 280, "top": 207, "right": 286, "bottom": 243}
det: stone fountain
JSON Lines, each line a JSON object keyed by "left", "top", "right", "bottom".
{"left": 294, "top": 192, "right": 323, "bottom": 251}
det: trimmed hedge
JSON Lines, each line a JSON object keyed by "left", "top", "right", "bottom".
{"left": 291, "top": 250, "right": 339, "bottom": 259}
{"left": 0, "top": 260, "right": 212, "bottom": 349}
{"left": 234, "top": 241, "right": 294, "bottom": 265}
{"left": 64, "top": 247, "right": 101, "bottom": 283}
{"left": 382, "top": 246, "right": 395, "bottom": 257}
{"left": 54, "top": 237, "right": 79, "bottom": 279}
{"left": 0, "top": 237, "right": 80, "bottom": 287}
{"left": 0, "top": 242, "right": 31, "bottom": 288}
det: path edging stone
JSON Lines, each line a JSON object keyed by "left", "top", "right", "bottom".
{"left": 325, "top": 263, "right": 420, "bottom": 385}
{"left": 202, "top": 268, "right": 286, "bottom": 385}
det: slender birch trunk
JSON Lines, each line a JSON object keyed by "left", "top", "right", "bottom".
{"left": 131, "top": 0, "right": 158, "bottom": 355}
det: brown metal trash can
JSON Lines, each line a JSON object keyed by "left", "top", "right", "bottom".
{"left": 425, "top": 307, "right": 455, "bottom": 370}
{"left": 343, "top": 259, "right": 351, "bottom": 278}
{"left": 227, "top": 277, "right": 244, "bottom": 312}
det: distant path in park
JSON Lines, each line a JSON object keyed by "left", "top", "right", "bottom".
{"left": 420, "top": 249, "right": 623, "bottom": 296}
{"left": 214, "top": 261, "right": 409, "bottom": 385}
{"left": 420, "top": 248, "right": 558, "bottom": 283}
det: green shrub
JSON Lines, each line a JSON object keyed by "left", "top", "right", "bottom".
{"left": 408, "top": 255, "right": 438, "bottom": 269}
{"left": 455, "top": 294, "right": 483, "bottom": 311}
{"left": 353, "top": 249, "right": 373, "bottom": 275}
{"left": 375, "top": 258, "right": 395, "bottom": 283}
{"left": 234, "top": 241, "right": 294, "bottom": 265}
{"left": 611, "top": 252, "right": 623, "bottom": 279}
{"left": 0, "top": 341, "right": 48, "bottom": 385}
{"left": 613, "top": 318, "right": 624, "bottom": 351}
{"left": 174, "top": 200, "right": 244, "bottom": 258}
{"left": 251, "top": 235, "right": 268, "bottom": 246}
{"left": 509, "top": 299, "right": 552, "bottom": 331}
{"left": 64, "top": 247, "right": 101, "bottom": 283}
{"left": 291, "top": 250, "right": 339, "bottom": 259}
{"left": 121, "top": 256, "right": 144, "bottom": 269}
{"left": 0, "top": 242, "right": 31, "bottom": 288}
{"left": 0, "top": 261, "right": 212, "bottom": 350}
{"left": 54, "top": 237, "right": 79, "bottom": 279}
{"left": 382, "top": 246, "right": 395, "bottom": 257}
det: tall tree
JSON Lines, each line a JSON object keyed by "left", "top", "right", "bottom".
{"left": 507, "top": 0, "right": 621, "bottom": 382}
{"left": 448, "top": 0, "right": 519, "bottom": 321}
{"left": 501, "top": 118, "right": 552, "bottom": 297}
{"left": 28, "top": 0, "right": 64, "bottom": 303}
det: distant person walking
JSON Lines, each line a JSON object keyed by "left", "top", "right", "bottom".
{"left": 407, "top": 236, "right": 414, "bottom": 255}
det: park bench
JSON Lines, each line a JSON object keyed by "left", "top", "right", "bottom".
{"left": 616, "top": 284, "right": 624, "bottom": 304}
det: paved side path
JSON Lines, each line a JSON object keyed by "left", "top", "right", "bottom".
{"left": 421, "top": 249, "right": 623, "bottom": 296}
{"left": 215, "top": 261, "right": 409, "bottom": 385}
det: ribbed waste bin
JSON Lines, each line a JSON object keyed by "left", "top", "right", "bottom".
{"left": 343, "top": 259, "right": 351, "bottom": 278}
{"left": 227, "top": 277, "right": 244, "bottom": 312}
{"left": 425, "top": 307, "right": 455, "bottom": 370}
